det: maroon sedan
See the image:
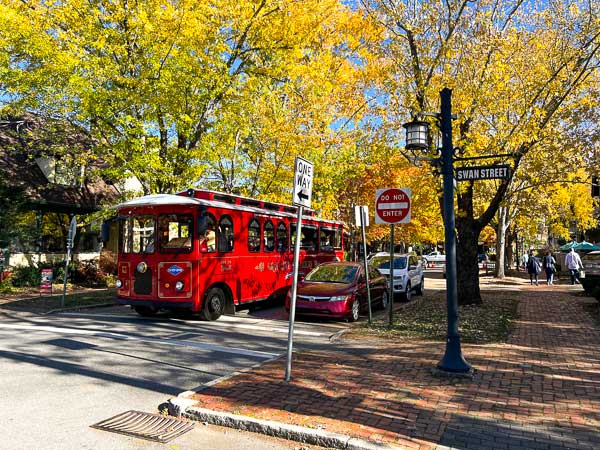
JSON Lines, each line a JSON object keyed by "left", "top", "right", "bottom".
{"left": 285, "top": 261, "right": 389, "bottom": 321}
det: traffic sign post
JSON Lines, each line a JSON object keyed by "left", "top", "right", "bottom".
{"left": 355, "top": 206, "right": 372, "bottom": 324}
{"left": 374, "top": 188, "right": 412, "bottom": 326}
{"left": 61, "top": 216, "right": 77, "bottom": 308}
{"left": 286, "top": 156, "right": 314, "bottom": 382}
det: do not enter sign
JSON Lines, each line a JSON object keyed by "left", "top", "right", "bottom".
{"left": 375, "top": 188, "right": 412, "bottom": 224}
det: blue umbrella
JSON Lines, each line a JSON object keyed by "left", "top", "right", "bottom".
{"left": 573, "top": 241, "right": 600, "bottom": 251}
{"left": 559, "top": 241, "right": 578, "bottom": 251}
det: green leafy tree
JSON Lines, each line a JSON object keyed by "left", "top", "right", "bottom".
{"left": 362, "top": 0, "right": 600, "bottom": 304}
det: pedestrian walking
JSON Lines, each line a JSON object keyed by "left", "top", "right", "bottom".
{"left": 521, "top": 252, "right": 529, "bottom": 271}
{"left": 526, "top": 250, "right": 541, "bottom": 285}
{"left": 565, "top": 247, "right": 583, "bottom": 285}
{"left": 542, "top": 250, "right": 557, "bottom": 285}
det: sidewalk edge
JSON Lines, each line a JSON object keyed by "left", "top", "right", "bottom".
{"left": 183, "top": 406, "right": 406, "bottom": 450}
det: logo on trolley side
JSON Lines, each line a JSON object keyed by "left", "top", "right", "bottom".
{"left": 166, "top": 265, "right": 184, "bottom": 276}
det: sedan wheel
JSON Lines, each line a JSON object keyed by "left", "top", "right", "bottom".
{"left": 380, "top": 291, "right": 389, "bottom": 310}
{"left": 349, "top": 298, "right": 360, "bottom": 322}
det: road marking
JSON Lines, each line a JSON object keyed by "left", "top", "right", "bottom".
{"left": 58, "top": 313, "right": 329, "bottom": 337}
{"left": 0, "top": 323, "right": 279, "bottom": 359}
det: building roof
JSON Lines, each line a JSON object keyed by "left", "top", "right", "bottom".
{"left": 0, "top": 114, "right": 120, "bottom": 214}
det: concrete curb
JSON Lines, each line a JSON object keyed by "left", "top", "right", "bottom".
{"left": 182, "top": 406, "right": 407, "bottom": 450}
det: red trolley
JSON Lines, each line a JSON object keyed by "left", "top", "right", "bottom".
{"left": 112, "top": 189, "right": 345, "bottom": 320}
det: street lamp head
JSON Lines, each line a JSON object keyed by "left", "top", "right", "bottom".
{"left": 403, "top": 119, "right": 430, "bottom": 152}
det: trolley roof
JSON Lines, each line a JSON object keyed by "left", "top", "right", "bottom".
{"left": 114, "top": 192, "right": 344, "bottom": 226}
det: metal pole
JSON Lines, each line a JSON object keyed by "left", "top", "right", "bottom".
{"left": 285, "top": 206, "right": 304, "bottom": 382}
{"left": 360, "top": 206, "right": 372, "bottom": 324}
{"left": 388, "top": 224, "right": 395, "bottom": 327}
{"left": 437, "top": 88, "right": 471, "bottom": 373}
{"left": 61, "top": 242, "right": 71, "bottom": 308}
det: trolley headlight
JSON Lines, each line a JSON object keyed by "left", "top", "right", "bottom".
{"left": 136, "top": 262, "right": 148, "bottom": 273}
{"left": 115, "top": 279, "right": 123, "bottom": 288}
{"left": 175, "top": 281, "right": 184, "bottom": 291}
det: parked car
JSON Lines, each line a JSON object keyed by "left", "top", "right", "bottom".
{"left": 285, "top": 261, "right": 389, "bottom": 322}
{"left": 581, "top": 251, "right": 600, "bottom": 301}
{"left": 423, "top": 251, "right": 445, "bottom": 265}
{"left": 368, "top": 252, "right": 424, "bottom": 301}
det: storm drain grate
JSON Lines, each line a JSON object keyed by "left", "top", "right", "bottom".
{"left": 91, "top": 410, "right": 195, "bottom": 443}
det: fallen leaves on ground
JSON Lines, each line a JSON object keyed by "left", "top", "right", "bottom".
{"left": 354, "top": 291, "right": 519, "bottom": 344}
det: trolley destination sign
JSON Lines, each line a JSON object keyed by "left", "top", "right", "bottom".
{"left": 455, "top": 164, "right": 511, "bottom": 181}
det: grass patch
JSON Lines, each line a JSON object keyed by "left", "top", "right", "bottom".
{"left": 356, "top": 291, "right": 519, "bottom": 344}
{"left": 0, "top": 288, "right": 116, "bottom": 314}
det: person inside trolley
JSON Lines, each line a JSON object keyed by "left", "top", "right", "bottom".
{"left": 200, "top": 225, "right": 216, "bottom": 252}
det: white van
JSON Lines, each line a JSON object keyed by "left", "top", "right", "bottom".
{"left": 369, "top": 253, "right": 424, "bottom": 301}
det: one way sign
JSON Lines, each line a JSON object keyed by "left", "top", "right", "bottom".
{"left": 293, "top": 156, "right": 313, "bottom": 208}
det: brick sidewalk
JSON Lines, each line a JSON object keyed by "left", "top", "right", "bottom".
{"left": 190, "top": 287, "right": 600, "bottom": 450}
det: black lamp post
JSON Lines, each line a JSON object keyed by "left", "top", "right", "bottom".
{"left": 403, "top": 88, "right": 472, "bottom": 375}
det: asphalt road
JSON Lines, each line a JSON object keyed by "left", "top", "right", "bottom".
{"left": 0, "top": 302, "right": 352, "bottom": 450}
{"left": 0, "top": 270, "right": 449, "bottom": 449}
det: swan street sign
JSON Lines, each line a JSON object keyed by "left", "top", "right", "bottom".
{"left": 455, "top": 164, "right": 511, "bottom": 181}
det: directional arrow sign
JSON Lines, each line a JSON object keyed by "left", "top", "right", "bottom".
{"left": 293, "top": 156, "right": 313, "bottom": 208}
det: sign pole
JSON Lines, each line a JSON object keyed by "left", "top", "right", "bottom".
{"left": 285, "top": 206, "right": 303, "bottom": 382}
{"left": 359, "top": 206, "right": 372, "bottom": 324}
{"left": 61, "top": 216, "right": 77, "bottom": 308}
{"left": 388, "top": 224, "right": 395, "bottom": 327}
{"left": 286, "top": 155, "right": 314, "bottom": 382}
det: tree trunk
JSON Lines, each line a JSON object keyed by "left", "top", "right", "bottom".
{"left": 495, "top": 206, "right": 509, "bottom": 278}
{"left": 506, "top": 226, "right": 515, "bottom": 271}
{"left": 456, "top": 219, "right": 482, "bottom": 305}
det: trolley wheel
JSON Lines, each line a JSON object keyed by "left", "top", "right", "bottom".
{"left": 201, "top": 287, "right": 226, "bottom": 321}
{"left": 134, "top": 306, "right": 158, "bottom": 317}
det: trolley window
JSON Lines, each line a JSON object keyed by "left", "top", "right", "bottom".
{"left": 218, "top": 215, "right": 234, "bottom": 252}
{"left": 320, "top": 227, "right": 342, "bottom": 251}
{"left": 277, "top": 222, "right": 288, "bottom": 252}
{"left": 291, "top": 223, "right": 318, "bottom": 251}
{"left": 248, "top": 219, "right": 261, "bottom": 252}
{"left": 158, "top": 214, "right": 193, "bottom": 253}
{"left": 264, "top": 220, "right": 275, "bottom": 252}
{"left": 198, "top": 213, "right": 216, "bottom": 253}
{"left": 120, "top": 215, "right": 155, "bottom": 254}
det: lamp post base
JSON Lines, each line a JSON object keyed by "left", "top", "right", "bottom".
{"left": 436, "top": 335, "right": 473, "bottom": 375}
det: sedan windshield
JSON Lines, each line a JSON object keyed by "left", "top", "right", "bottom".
{"left": 305, "top": 265, "right": 358, "bottom": 284}
{"left": 370, "top": 256, "right": 407, "bottom": 270}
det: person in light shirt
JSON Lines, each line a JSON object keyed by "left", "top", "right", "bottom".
{"left": 565, "top": 247, "right": 583, "bottom": 285}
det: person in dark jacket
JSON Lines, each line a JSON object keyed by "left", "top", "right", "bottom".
{"left": 526, "top": 250, "right": 541, "bottom": 285}
{"left": 542, "top": 250, "right": 557, "bottom": 285}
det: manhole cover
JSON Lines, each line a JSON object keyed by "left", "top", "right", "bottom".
{"left": 91, "top": 410, "right": 195, "bottom": 443}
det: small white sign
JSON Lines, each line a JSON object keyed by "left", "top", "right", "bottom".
{"left": 354, "top": 205, "right": 369, "bottom": 227}
{"left": 293, "top": 156, "right": 313, "bottom": 208}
